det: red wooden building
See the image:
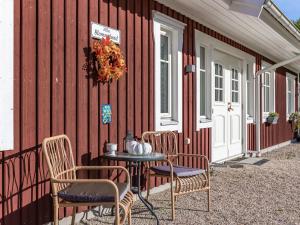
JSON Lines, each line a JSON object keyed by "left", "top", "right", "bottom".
{"left": 1, "top": 0, "right": 300, "bottom": 224}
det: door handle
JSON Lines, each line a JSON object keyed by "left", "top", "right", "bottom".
{"left": 228, "top": 102, "right": 234, "bottom": 112}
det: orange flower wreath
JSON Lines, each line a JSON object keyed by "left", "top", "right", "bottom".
{"left": 93, "top": 36, "right": 127, "bottom": 83}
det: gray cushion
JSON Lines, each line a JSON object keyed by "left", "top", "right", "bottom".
{"left": 58, "top": 182, "right": 129, "bottom": 203}
{"left": 151, "top": 165, "right": 205, "bottom": 177}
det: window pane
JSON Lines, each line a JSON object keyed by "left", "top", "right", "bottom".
{"left": 246, "top": 64, "right": 250, "bottom": 81}
{"left": 219, "top": 90, "right": 223, "bottom": 101}
{"left": 160, "top": 62, "right": 169, "bottom": 114}
{"left": 219, "top": 65, "right": 223, "bottom": 76}
{"left": 288, "top": 79, "right": 292, "bottom": 91}
{"left": 215, "top": 77, "right": 219, "bottom": 88}
{"left": 219, "top": 77, "right": 223, "bottom": 88}
{"left": 215, "top": 64, "right": 218, "bottom": 75}
{"left": 265, "top": 87, "right": 270, "bottom": 112}
{"left": 200, "top": 71, "right": 206, "bottom": 116}
{"left": 200, "top": 47, "right": 205, "bottom": 70}
{"left": 265, "top": 73, "right": 270, "bottom": 85}
{"left": 288, "top": 92, "right": 293, "bottom": 114}
{"left": 247, "top": 83, "right": 251, "bottom": 115}
{"left": 160, "top": 34, "right": 168, "bottom": 61}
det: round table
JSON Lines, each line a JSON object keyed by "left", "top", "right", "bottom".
{"left": 103, "top": 152, "right": 165, "bottom": 225}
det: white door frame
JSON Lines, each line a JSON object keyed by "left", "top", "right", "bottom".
{"left": 195, "top": 30, "right": 255, "bottom": 162}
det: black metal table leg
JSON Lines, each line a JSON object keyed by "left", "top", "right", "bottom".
{"left": 136, "top": 162, "right": 159, "bottom": 225}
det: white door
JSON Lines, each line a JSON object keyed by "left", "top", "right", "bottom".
{"left": 212, "top": 51, "right": 242, "bottom": 162}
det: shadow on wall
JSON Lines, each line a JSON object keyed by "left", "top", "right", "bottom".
{"left": 1, "top": 145, "right": 52, "bottom": 225}
{"left": 0, "top": 144, "right": 127, "bottom": 225}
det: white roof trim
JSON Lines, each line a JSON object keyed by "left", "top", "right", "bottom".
{"left": 264, "top": 0, "right": 300, "bottom": 42}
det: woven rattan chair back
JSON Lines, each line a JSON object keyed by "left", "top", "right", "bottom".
{"left": 42, "top": 134, "right": 76, "bottom": 192}
{"left": 142, "top": 131, "right": 178, "bottom": 164}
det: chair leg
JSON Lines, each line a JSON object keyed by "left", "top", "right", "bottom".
{"left": 71, "top": 207, "right": 76, "bottom": 225}
{"left": 128, "top": 209, "right": 132, "bottom": 225}
{"left": 170, "top": 180, "right": 175, "bottom": 221}
{"left": 207, "top": 189, "right": 210, "bottom": 212}
{"left": 53, "top": 198, "right": 59, "bottom": 225}
{"left": 115, "top": 204, "right": 120, "bottom": 225}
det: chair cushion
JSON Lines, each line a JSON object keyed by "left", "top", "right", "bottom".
{"left": 58, "top": 182, "right": 129, "bottom": 203}
{"left": 151, "top": 165, "right": 205, "bottom": 177}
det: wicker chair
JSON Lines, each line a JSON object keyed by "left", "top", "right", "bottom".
{"left": 42, "top": 134, "right": 134, "bottom": 225}
{"left": 142, "top": 131, "right": 210, "bottom": 220}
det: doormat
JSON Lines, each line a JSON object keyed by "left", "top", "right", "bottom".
{"left": 238, "top": 157, "right": 270, "bottom": 166}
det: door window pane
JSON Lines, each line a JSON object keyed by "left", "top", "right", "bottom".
{"left": 231, "top": 69, "right": 239, "bottom": 103}
{"left": 215, "top": 63, "right": 224, "bottom": 102}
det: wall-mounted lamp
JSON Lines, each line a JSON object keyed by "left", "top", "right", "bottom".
{"left": 185, "top": 64, "right": 196, "bottom": 73}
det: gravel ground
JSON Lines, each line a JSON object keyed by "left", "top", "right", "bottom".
{"left": 77, "top": 143, "right": 300, "bottom": 225}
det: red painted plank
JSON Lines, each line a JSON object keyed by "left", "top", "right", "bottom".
{"left": 76, "top": 0, "right": 89, "bottom": 214}
{"left": 37, "top": 0, "right": 51, "bottom": 223}
{"left": 52, "top": 0, "right": 66, "bottom": 219}
{"left": 117, "top": 0, "right": 127, "bottom": 183}
{"left": 134, "top": 0, "right": 142, "bottom": 138}
{"left": 126, "top": 0, "right": 135, "bottom": 137}
{"left": 20, "top": 0, "right": 37, "bottom": 224}
{"left": 52, "top": 0, "right": 65, "bottom": 136}
{"left": 109, "top": 0, "right": 118, "bottom": 145}
{"left": 65, "top": 0, "right": 77, "bottom": 160}
{"left": 89, "top": 0, "right": 100, "bottom": 170}
{"left": 141, "top": 0, "right": 149, "bottom": 133}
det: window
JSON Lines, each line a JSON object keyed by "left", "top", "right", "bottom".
{"left": 263, "top": 72, "right": 271, "bottom": 113}
{"left": 246, "top": 63, "right": 255, "bottom": 121}
{"left": 153, "top": 11, "right": 186, "bottom": 132}
{"left": 195, "top": 33, "right": 213, "bottom": 130}
{"left": 215, "top": 63, "right": 224, "bottom": 102}
{"left": 262, "top": 64, "right": 275, "bottom": 118}
{"left": 231, "top": 68, "right": 239, "bottom": 103}
{"left": 286, "top": 74, "right": 295, "bottom": 117}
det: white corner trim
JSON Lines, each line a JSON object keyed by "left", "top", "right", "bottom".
{"left": 0, "top": 0, "right": 14, "bottom": 151}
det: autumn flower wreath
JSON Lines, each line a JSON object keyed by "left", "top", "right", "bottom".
{"left": 93, "top": 36, "right": 127, "bottom": 83}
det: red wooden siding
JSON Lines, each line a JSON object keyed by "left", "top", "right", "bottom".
{"left": 0, "top": 0, "right": 297, "bottom": 224}
{"left": 247, "top": 124, "right": 256, "bottom": 151}
{"left": 260, "top": 67, "right": 296, "bottom": 149}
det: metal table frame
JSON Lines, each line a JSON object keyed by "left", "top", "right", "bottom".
{"left": 103, "top": 152, "right": 165, "bottom": 225}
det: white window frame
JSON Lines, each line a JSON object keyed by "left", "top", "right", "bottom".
{"left": 0, "top": 0, "right": 14, "bottom": 151}
{"left": 246, "top": 63, "right": 255, "bottom": 123}
{"left": 153, "top": 11, "right": 186, "bottom": 132}
{"left": 195, "top": 31, "right": 213, "bottom": 130}
{"left": 262, "top": 62, "right": 276, "bottom": 120}
{"left": 286, "top": 73, "right": 295, "bottom": 119}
